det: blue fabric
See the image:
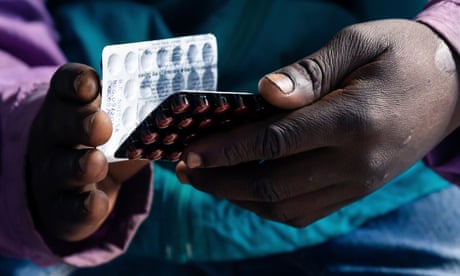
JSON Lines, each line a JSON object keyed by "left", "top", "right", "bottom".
{"left": 122, "top": 161, "right": 450, "bottom": 263}
{"left": 4, "top": 181, "right": 460, "bottom": 275}
{"left": 73, "top": 184, "right": 460, "bottom": 275}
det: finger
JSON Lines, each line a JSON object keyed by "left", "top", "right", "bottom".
{"left": 176, "top": 149, "right": 351, "bottom": 202}
{"left": 49, "top": 189, "right": 110, "bottom": 241}
{"left": 43, "top": 67, "right": 112, "bottom": 146}
{"left": 182, "top": 98, "right": 345, "bottom": 168}
{"left": 49, "top": 63, "right": 101, "bottom": 103}
{"left": 231, "top": 184, "right": 357, "bottom": 224}
{"left": 258, "top": 24, "right": 388, "bottom": 109}
{"left": 34, "top": 149, "right": 108, "bottom": 190}
{"left": 45, "top": 105, "right": 112, "bottom": 146}
{"left": 48, "top": 160, "right": 150, "bottom": 241}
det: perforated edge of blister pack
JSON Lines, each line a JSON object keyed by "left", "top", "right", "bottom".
{"left": 99, "top": 34, "right": 218, "bottom": 161}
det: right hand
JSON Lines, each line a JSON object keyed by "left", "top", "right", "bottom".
{"left": 176, "top": 19, "right": 460, "bottom": 227}
{"left": 27, "top": 63, "right": 149, "bottom": 242}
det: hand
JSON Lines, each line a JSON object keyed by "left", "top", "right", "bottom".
{"left": 176, "top": 19, "right": 460, "bottom": 227}
{"left": 27, "top": 63, "right": 149, "bottom": 242}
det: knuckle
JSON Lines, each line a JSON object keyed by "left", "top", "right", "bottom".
{"left": 255, "top": 123, "right": 290, "bottom": 160}
{"left": 350, "top": 107, "right": 375, "bottom": 138}
{"left": 335, "top": 97, "right": 384, "bottom": 141}
{"left": 220, "top": 143, "right": 249, "bottom": 166}
{"left": 297, "top": 58, "right": 323, "bottom": 99}
{"left": 251, "top": 176, "right": 289, "bottom": 203}
{"left": 351, "top": 151, "right": 389, "bottom": 195}
{"left": 359, "top": 104, "right": 387, "bottom": 136}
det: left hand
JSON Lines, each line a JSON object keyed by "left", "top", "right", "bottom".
{"left": 175, "top": 19, "right": 460, "bottom": 227}
{"left": 27, "top": 63, "right": 150, "bottom": 242}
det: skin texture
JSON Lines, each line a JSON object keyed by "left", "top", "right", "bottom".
{"left": 27, "top": 64, "right": 149, "bottom": 242}
{"left": 176, "top": 19, "right": 460, "bottom": 227}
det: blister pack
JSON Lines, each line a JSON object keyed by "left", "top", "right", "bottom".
{"left": 100, "top": 34, "right": 279, "bottom": 162}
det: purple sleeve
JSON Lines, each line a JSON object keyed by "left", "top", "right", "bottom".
{"left": 416, "top": 0, "right": 460, "bottom": 55}
{"left": 0, "top": 1, "right": 153, "bottom": 267}
{"left": 416, "top": 0, "right": 460, "bottom": 185}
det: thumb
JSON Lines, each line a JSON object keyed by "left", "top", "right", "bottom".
{"left": 259, "top": 25, "right": 388, "bottom": 109}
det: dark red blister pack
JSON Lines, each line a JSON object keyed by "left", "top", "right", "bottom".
{"left": 115, "top": 90, "right": 280, "bottom": 161}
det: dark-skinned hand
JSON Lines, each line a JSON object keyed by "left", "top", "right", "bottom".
{"left": 27, "top": 63, "right": 149, "bottom": 242}
{"left": 176, "top": 19, "right": 460, "bottom": 227}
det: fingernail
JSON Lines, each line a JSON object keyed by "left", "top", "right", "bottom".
{"left": 265, "top": 73, "right": 295, "bottom": 94}
{"left": 186, "top": 152, "right": 202, "bottom": 168}
{"left": 77, "top": 150, "right": 90, "bottom": 174}
{"left": 82, "top": 191, "right": 92, "bottom": 213}
{"left": 73, "top": 71, "right": 83, "bottom": 95}
{"left": 84, "top": 112, "right": 98, "bottom": 134}
{"left": 177, "top": 171, "right": 191, "bottom": 184}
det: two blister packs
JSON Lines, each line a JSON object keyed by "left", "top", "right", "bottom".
{"left": 100, "top": 34, "right": 278, "bottom": 162}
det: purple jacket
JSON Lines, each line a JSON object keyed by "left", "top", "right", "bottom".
{"left": 0, "top": 0, "right": 458, "bottom": 268}
{"left": 417, "top": 0, "right": 460, "bottom": 183}
{"left": 0, "top": 1, "right": 152, "bottom": 266}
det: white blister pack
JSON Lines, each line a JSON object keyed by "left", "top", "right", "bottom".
{"left": 99, "top": 34, "right": 218, "bottom": 161}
